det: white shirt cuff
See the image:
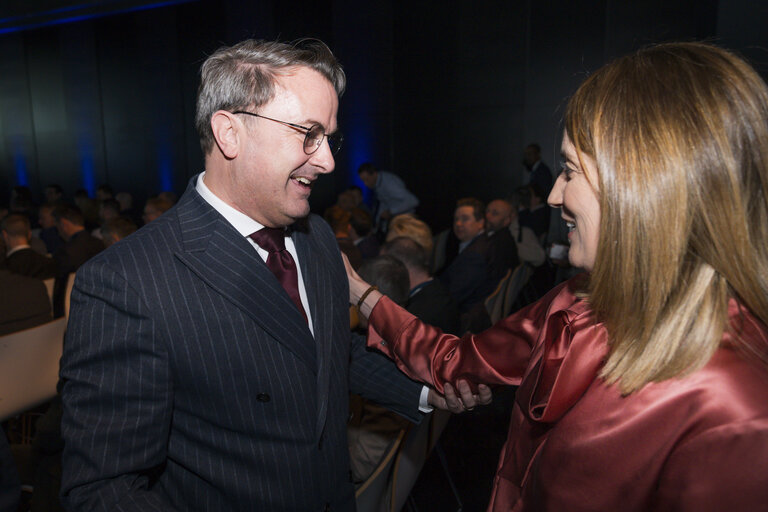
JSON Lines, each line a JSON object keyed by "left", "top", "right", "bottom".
{"left": 418, "top": 385, "right": 433, "bottom": 413}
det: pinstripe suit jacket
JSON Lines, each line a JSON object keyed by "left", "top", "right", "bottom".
{"left": 59, "top": 178, "right": 423, "bottom": 511}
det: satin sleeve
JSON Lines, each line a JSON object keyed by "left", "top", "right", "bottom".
{"left": 366, "top": 292, "right": 553, "bottom": 393}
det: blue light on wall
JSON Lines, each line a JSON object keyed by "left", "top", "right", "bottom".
{"left": 13, "top": 139, "right": 29, "bottom": 186}
{"left": 157, "top": 143, "right": 173, "bottom": 192}
{"left": 0, "top": 1, "right": 197, "bottom": 35}
{"left": 78, "top": 135, "right": 96, "bottom": 196}
{"left": 346, "top": 119, "right": 374, "bottom": 204}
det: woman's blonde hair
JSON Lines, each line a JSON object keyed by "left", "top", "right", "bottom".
{"left": 386, "top": 214, "right": 434, "bottom": 256}
{"left": 566, "top": 42, "right": 768, "bottom": 393}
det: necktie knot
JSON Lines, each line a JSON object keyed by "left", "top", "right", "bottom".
{"left": 248, "top": 227, "right": 308, "bottom": 324}
{"left": 250, "top": 227, "right": 286, "bottom": 253}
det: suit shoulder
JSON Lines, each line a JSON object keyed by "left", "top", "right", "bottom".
{"left": 82, "top": 213, "right": 181, "bottom": 274}
{"left": 304, "top": 214, "right": 336, "bottom": 245}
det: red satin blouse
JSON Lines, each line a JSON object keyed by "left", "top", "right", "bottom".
{"left": 367, "top": 278, "right": 768, "bottom": 511}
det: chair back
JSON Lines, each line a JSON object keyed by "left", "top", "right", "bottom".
{"left": 485, "top": 264, "right": 534, "bottom": 323}
{"left": 0, "top": 318, "right": 66, "bottom": 422}
{"left": 43, "top": 278, "right": 55, "bottom": 305}
{"left": 355, "top": 428, "right": 406, "bottom": 512}
{"left": 502, "top": 263, "right": 533, "bottom": 315}
{"left": 484, "top": 268, "right": 513, "bottom": 324}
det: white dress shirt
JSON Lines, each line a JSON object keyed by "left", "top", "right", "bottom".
{"left": 196, "top": 172, "right": 314, "bottom": 335}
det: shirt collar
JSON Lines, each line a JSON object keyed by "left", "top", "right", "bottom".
{"left": 6, "top": 244, "right": 31, "bottom": 257}
{"left": 196, "top": 172, "right": 265, "bottom": 237}
{"left": 458, "top": 231, "right": 484, "bottom": 253}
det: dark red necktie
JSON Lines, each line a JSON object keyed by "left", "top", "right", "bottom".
{"left": 249, "top": 227, "right": 308, "bottom": 323}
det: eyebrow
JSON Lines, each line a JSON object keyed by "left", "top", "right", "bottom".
{"left": 302, "top": 118, "right": 336, "bottom": 134}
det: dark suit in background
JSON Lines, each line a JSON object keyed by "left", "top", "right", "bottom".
{"left": 4, "top": 247, "right": 57, "bottom": 279}
{"left": 439, "top": 233, "right": 495, "bottom": 314}
{"left": 355, "top": 234, "right": 380, "bottom": 260}
{"left": 486, "top": 228, "right": 520, "bottom": 282}
{"left": 0, "top": 269, "right": 52, "bottom": 336}
{"left": 406, "top": 279, "right": 460, "bottom": 335}
{"left": 38, "top": 227, "right": 64, "bottom": 255}
{"left": 51, "top": 230, "right": 103, "bottom": 317}
{"left": 60, "top": 182, "right": 423, "bottom": 511}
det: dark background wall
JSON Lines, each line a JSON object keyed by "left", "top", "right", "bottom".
{"left": 1, "top": 0, "right": 766, "bottom": 231}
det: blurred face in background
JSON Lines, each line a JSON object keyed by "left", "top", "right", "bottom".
{"left": 453, "top": 205, "right": 484, "bottom": 243}
{"left": 39, "top": 207, "right": 56, "bottom": 229}
{"left": 485, "top": 200, "right": 513, "bottom": 233}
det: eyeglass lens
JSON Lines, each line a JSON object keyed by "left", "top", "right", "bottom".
{"left": 304, "top": 125, "right": 343, "bottom": 156}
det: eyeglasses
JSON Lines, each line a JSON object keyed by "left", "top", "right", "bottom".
{"left": 232, "top": 111, "right": 343, "bottom": 155}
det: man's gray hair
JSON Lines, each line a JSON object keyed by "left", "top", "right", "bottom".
{"left": 195, "top": 38, "right": 346, "bottom": 154}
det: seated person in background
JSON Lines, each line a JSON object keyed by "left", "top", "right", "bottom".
{"left": 0, "top": 268, "right": 52, "bottom": 335}
{"left": 385, "top": 213, "right": 434, "bottom": 257}
{"left": 95, "top": 184, "right": 114, "bottom": 202}
{"left": 52, "top": 205, "right": 104, "bottom": 317}
{"left": 43, "top": 184, "right": 64, "bottom": 205}
{"left": 142, "top": 196, "right": 173, "bottom": 225}
{"left": 73, "top": 190, "right": 99, "bottom": 231}
{"left": 324, "top": 205, "right": 363, "bottom": 269}
{"left": 439, "top": 198, "right": 498, "bottom": 330}
{"left": 484, "top": 199, "right": 520, "bottom": 278}
{"left": 334, "top": 189, "right": 357, "bottom": 211}
{"left": 157, "top": 191, "right": 178, "bottom": 206}
{"left": 347, "top": 255, "right": 414, "bottom": 487}
{"left": 91, "top": 198, "right": 121, "bottom": 240}
{"left": 38, "top": 203, "right": 65, "bottom": 255}
{"left": 346, "top": 185, "right": 371, "bottom": 215}
{"left": 8, "top": 186, "right": 34, "bottom": 218}
{"left": 349, "top": 207, "right": 379, "bottom": 260}
{"left": 1, "top": 213, "right": 57, "bottom": 279}
{"left": 115, "top": 192, "right": 141, "bottom": 226}
{"left": 101, "top": 216, "right": 138, "bottom": 248}
{"left": 505, "top": 191, "right": 545, "bottom": 267}
{"left": 382, "top": 236, "right": 460, "bottom": 335}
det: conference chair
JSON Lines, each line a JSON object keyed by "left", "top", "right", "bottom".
{"left": 0, "top": 318, "right": 66, "bottom": 423}
{"left": 484, "top": 268, "right": 513, "bottom": 324}
{"left": 484, "top": 263, "right": 534, "bottom": 324}
{"left": 389, "top": 413, "right": 435, "bottom": 512}
{"left": 355, "top": 429, "right": 406, "bottom": 512}
{"left": 43, "top": 278, "right": 55, "bottom": 306}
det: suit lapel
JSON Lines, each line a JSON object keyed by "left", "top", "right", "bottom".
{"left": 293, "top": 221, "right": 334, "bottom": 437}
{"left": 173, "top": 184, "right": 317, "bottom": 372}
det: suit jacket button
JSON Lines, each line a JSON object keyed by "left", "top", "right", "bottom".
{"left": 256, "top": 393, "right": 270, "bottom": 402}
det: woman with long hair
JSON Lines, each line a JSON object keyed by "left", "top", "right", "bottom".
{"left": 347, "top": 42, "right": 768, "bottom": 511}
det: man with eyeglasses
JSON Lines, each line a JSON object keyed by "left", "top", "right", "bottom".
{"left": 59, "top": 39, "right": 486, "bottom": 512}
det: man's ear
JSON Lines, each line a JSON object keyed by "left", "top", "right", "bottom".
{"left": 210, "top": 111, "right": 241, "bottom": 159}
